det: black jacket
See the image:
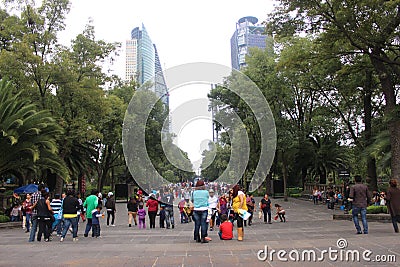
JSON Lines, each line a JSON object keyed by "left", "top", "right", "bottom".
{"left": 62, "top": 196, "right": 80, "bottom": 215}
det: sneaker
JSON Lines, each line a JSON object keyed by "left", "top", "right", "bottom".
{"left": 204, "top": 236, "right": 212, "bottom": 241}
{"left": 84, "top": 234, "right": 88, "bottom": 237}
{"left": 111, "top": 224, "right": 116, "bottom": 227}
{"left": 44, "top": 239, "right": 50, "bottom": 242}
{"left": 73, "top": 238, "right": 78, "bottom": 242}
{"left": 60, "top": 237, "right": 64, "bottom": 242}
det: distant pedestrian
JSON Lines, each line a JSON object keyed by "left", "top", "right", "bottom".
{"left": 28, "top": 184, "right": 45, "bottom": 242}
{"left": 22, "top": 194, "right": 33, "bottom": 233}
{"left": 313, "top": 186, "right": 319, "bottom": 205}
{"left": 231, "top": 184, "right": 247, "bottom": 241}
{"left": 349, "top": 175, "right": 371, "bottom": 234}
{"left": 50, "top": 193, "right": 63, "bottom": 236}
{"left": 260, "top": 194, "right": 272, "bottom": 224}
{"left": 83, "top": 190, "right": 99, "bottom": 237}
{"left": 34, "top": 191, "right": 54, "bottom": 242}
{"left": 386, "top": 179, "right": 400, "bottom": 233}
{"left": 127, "top": 197, "right": 138, "bottom": 227}
{"left": 162, "top": 189, "right": 175, "bottom": 229}
{"left": 192, "top": 180, "right": 210, "bottom": 243}
{"left": 91, "top": 205, "right": 104, "bottom": 238}
{"left": 274, "top": 204, "right": 286, "bottom": 222}
{"left": 105, "top": 192, "right": 116, "bottom": 227}
{"left": 146, "top": 194, "right": 158, "bottom": 229}
{"left": 60, "top": 190, "right": 80, "bottom": 242}
{"left": 137, "top": 203, "right": 146, "bottom": 229}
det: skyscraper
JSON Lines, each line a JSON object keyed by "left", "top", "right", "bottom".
{"left": 125, "top": 24, "right": 169, "bottom": 107}
{"left": 230, "top": 16, "right": 268, "bottom": 70}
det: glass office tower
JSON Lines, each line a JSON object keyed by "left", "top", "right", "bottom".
{"left": 230, "top": 16, "right": 268, "bottom": 70}
{"left": 125, "top": 24, "right": 169, "bottom": 107}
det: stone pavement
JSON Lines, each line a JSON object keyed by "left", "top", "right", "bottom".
{"left": 0, "top": 197, "right": 399, "bottom": 267}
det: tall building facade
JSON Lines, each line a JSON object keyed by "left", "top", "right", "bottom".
{"left": 230, "top": 16, "right": 268, "bottom": 70}
{"left": 125, "top": 24, "right": 169, "bottom": 107}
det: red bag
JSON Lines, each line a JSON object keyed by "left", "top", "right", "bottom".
{"left": 274, "top": 215, "right": 279, "bottom": 220}
{"left": 80, "top": 213, "right": 86, "bottom": 222}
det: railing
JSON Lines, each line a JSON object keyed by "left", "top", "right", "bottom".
{"left": 303, "top": 183, "right": 344, "bottom": 194}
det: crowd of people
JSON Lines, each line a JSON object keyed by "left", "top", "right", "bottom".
{"left": 6, "top": 175, "right": 400, "bottom": 244}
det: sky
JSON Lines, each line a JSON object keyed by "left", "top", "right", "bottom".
{"left": 58, "top": 0, "right": 277, "bottom": 170}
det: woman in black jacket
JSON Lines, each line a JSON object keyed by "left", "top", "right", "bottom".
{"left": 127, "top": 197, "right": 138, "bottom": 227}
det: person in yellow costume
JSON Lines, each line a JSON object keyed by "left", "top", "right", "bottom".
{"left": 231, "top": 184, "right": 247, "bottom": 241}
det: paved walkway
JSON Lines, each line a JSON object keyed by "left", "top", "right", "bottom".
{"left": 0, "top": 198, "right": 399, "bottom": 266}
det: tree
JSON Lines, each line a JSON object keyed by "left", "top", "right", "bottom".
{"left": 265, "top": 0, "right": 400, "bottom": 181}
{"left": 0, "top": 79, "right": 68, "bottom": 183}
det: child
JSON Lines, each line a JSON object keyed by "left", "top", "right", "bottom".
{"left": 10, "top": 204, "right": 21, "bottom": 222}
{"left": 275, "top": 204, "right": 286, "bottom": 222}
{"left": 92, "top": 205, "right": 104, "bottom": 238}
{"left": 218, "top": 214, "right": 233, "bottom": 240}
{"left": 137, "top": 204, "right": 146, "bottom": 229}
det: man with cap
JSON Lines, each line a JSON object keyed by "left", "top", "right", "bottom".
{"left": 105, "top": 192, "right": 116, "bottom": 227}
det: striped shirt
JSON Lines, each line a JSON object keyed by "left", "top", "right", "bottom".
{"left": 50, "top": 199, "right": 62, "bottom": 213}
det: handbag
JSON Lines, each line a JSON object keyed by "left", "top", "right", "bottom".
{"left": 258, "top": 211, "right": 262, "bottom": 219}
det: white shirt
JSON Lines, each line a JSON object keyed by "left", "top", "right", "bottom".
{"left": 208, "top": 195, "right": 219, "bottom": 209}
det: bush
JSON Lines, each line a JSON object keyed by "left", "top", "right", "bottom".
{"left": 289, "top": 193, "right": 302, "bottom": 198}
{"left": 0, "top": 214, "right": 10, "bottom": 223}
{"left": 287, "top": 187, "right": 303, "bottom": 195}
{"left": 349, "top": 205, "right": 388, "bottom": 214}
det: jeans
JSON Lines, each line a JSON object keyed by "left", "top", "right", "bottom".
{"left": 193, "top": 210, "right": 208, "bottom": 240}
{"left": 52, "top": 218, "right": 62, "bottom": 234}
{"left": 25, "top": 213, "right": 31, "bottom": 231}
{"left": 29, "top": 216, "right": 38, "bottom": 242}
{"left": 164, "top": 207, "right": 174, "bottom": 228}
{"left": 62, "top": 217, "right": 78, "bottom": 238}
{"left": 92, "top": 224, "right": 100, "bottom": 237}
{"left": 352, "top": 206, "right": 368, "bottom": 234}
{"left": 107, "top": 210, "right": 115, "bottom": 225}
{"left": 313, "top": 195, "right": 318, "bottom": 205}
{"left": 391, "top": 215, "right": 400, "bottom": 232}
{"left": 262, "top": 208, "right": 271, "bottom": 223}
{"left": 84, "top": 218, "right": 93, "bottom": 236}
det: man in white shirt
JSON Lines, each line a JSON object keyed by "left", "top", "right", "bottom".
{"left": 208, "top": 189, "right": 219, "bottom": 231}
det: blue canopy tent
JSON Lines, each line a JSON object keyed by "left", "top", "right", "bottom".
{"left": 13, "top": 184, "right": 48, "bottom": 194}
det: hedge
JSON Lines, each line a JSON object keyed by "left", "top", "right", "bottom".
{"left": 0, "top": 215, "right": 10, "bottom": 223}
{"left": 349, "top": 205, "right": 388, "bottom": 214}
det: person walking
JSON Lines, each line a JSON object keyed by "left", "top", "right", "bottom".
{"left": 83, "top": 190, "right": 99, "bottom": 237}
{"left": 386, "top": 179, "right": 400, "bottom": 233}
{"left": 34, "top": 191, "right": 54, "bottom": 242}
{"left": 28, "top": 184, "right": 45, "bottom": 242}
{"left": 192, "top": 180, "right": 210, "bottom": 243}
{"left": 127, "top": 197, "right": 138, "bottom": 227}
{"left": 231, "top": 184, "right": 247, "bottom": 241}
{"left": 146, "top": 194, "right": 158, "bottom": 229}
{"left": 105, "top": 192, "right": 116, "bottom": 227}
{"left": 349, "top": 175, "right": 371, "bottom": 234}
{"left": 50, "top": 193, "right": 63, "bottom": 236}
{"left": 162, "top": 189, "right": 175, "bottom": 229}
{"left": 60, "top": 190, "right": 80, "bottom": 242}
{"left": 208, "top": 189, "right": 219, "bottom": 231}
{"left": 260, "top": 194, "right": 272, "bottom": 224}
{"left": 22, "top": 194, "right": 33, "bottom": 233}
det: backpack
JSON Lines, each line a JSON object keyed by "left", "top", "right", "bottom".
{"left": 105, "top": 198, "right": 114, "bottom": 209}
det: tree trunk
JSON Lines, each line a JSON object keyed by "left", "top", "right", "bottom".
{"left": 369, "top": 53, "right": 400, "bottom": 182}
{"left": 282, "top": 151, "right": 288, "bottom": 202}
{"left": 364, "top": 70, "right": 378, "bottom": 191}
{"left": 54, "top": 175, "right": 64, "bottom": 195}
{"left": 265, "top": 172, "right": 272, "bottom": 195}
